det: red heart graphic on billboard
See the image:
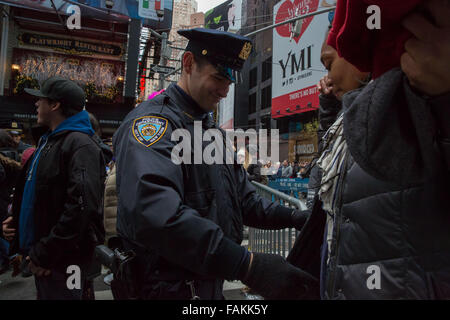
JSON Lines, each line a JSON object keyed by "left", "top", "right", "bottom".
{"left": 275, "top": 0, "right": 319, "bottom": 44}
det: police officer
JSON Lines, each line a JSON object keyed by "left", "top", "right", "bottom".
{"left": 113, "top": 28, "right": 317, "bottom": 300}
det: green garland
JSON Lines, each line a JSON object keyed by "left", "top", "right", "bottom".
{"left": 84, "top": 81, "right": 98, "bottom": 100}
{"left": 13, "top": 74, "right": 39, "bottom": 95}
{"left": 13, "top": 73, "right": 121, "bottom": 104}
{"left": 84, "top": 82, "right": 120, "bottom": 103}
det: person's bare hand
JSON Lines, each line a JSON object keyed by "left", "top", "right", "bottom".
{"left": 2, "top": 216, "right": 15, "bottom": 241}
{"left": 401, "top": 0, "right": 450, "bottom": 96}
{"left": 317, "top": 75, "right": 334, "bottom": 97}
{"left": 26, "top": 256, "right": 51, "bottom": 277}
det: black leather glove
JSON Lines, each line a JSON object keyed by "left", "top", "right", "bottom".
{"left": 291, "top": 209, "right": 309, "bottom": 230}
{"left": 241, "top": 253, "right": 319, "bottom": 300}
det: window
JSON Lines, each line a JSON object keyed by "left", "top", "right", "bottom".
{"left": 262, "top": 56, "right": 272, "bottom": 82}
{"left": 248, "top": 119, "right": 256, "bottom": 129}
{"left": 249, "top": 67, "right": 257, "bottom": 89}
{"left": 249, "top": 93, "right": 257, "bottom": 114}
{"left": 261, "top": 116, "right": 271, "bottom": 130}
{"left": 261, "top": 85, "right": 272, "bottom": 110}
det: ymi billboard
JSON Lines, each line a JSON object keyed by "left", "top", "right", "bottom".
{"left": 271, "top": 0, "right": 331, "bottom": 119}
{"left": 205, "top": 0, "right": 242, "bottom": 32}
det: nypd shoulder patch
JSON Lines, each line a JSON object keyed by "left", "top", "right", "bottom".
{"left": 132, "top": 116, "right": 168, "bottom": 147}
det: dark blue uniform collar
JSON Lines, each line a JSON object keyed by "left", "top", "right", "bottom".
{"left": 168, "top": 84, "right": 209, "bottom": 121}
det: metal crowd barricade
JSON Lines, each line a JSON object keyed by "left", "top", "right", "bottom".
{"left": 247, "top": 181, "right": 308, "bottom": 258}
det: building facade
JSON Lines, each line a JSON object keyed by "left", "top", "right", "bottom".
{"left": 190, "top": 12, "right": 205, "bottom": 28}
{"left": 236, "top": 0, "right": 327, "bottom": 163}
{"left": 0, "top": 3, "right": 132, "bottom": 140}
{"left": 165, "top": 0, "right": 198, "bottom": 83}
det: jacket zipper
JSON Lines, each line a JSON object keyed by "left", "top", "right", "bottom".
{"left": 76, "top": 168, "right": 87, "bottom": 249}
{"left": 27, "top": 132, "right": 69, "bottom": 181}
{"left": 326, "top": 153, "right": 350, "bottom": 298}
{"left": 80, "top": 168, "right": 86, "bottom": 212}
{"left": 27, "top": 138, "right": 48, "bottom": 181}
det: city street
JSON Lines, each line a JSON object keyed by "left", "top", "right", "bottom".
{"left": 0, "top": 268, "right": 249, "bottom": 300}
{"left": 0, "top": 0, "right": 448, "bottom": 302}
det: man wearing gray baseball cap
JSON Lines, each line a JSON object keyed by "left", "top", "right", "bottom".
{"left": 24, "top": 76, "right": 86, "bottom": 119}
{"left": 3, "top": 76, "right": 106, "bottom": 300}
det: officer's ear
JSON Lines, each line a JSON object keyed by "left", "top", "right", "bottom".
{"left": 182, "top": 51, "right": 195, "bottom": 75}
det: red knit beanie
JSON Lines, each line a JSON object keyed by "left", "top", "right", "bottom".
{"left": 327, "top": 0, "right": 424, "bottom": 79}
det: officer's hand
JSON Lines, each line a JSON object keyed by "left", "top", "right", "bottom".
{"left": 291, "top": 210, "right": 309, "bottom": 230}
{"left": 241, "top": 253, "right": 319, "bottom": 300}
{"left": 2, "top": 216, "right": 15, "bottom": 241}
{"left": 401, "top": 0, "right": 450, "bottom": 96}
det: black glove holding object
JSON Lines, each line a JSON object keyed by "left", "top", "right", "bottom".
{"left": 291, "top": 209, "right": 309, "bottom": 230}
{"left": 241, "top": 252, "right": 319, "bottom": 300}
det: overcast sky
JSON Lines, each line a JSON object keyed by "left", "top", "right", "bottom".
{"left": 197, "top": 0, "right": 227, "bottom": 13}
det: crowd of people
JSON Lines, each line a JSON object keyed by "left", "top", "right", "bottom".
{"left": 239, "top": 155, "right": 313, "bottom": 187}
{"left": 0, "top": 79, "right": 113, "bottom": 299}
{"left": 250, "top": 159, "right": 311, "bottom": 180}
{"left": 0, "top": 0, "right": 448, "bottom": 301}
{"left": 0, "top": 129, "right": 23, "bottom": 274}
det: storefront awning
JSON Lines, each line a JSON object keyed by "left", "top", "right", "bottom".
{"left": 0, "top": 96, "right": 131, "bottom": 128}
{"left": 0, "top": 0, "right": 174, "bottom": 31}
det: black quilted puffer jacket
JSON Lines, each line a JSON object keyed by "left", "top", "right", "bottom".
{"left": 290, "top": 69, "right": 450, "bottom": 300}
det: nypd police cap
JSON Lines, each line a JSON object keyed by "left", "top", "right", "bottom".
{"left": 178, "top": 28, "right": 253, "bottom": 82}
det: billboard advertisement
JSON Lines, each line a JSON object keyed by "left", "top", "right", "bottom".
{"left": 205, "top": 0, "right": 242, "bottom": 32}
{"left": 271, "top": 0, "right": 331, "bottom": 119}
{"left": 0, "top": 0, "right": 174, "bottom": 30}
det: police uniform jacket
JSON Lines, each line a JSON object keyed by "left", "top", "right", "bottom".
{"left": 113, "top": 84, "right": 295, "bottom": 293}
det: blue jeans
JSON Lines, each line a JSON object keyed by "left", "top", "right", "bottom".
{"left": 0, "top": 238, "right": 9, "bottom": 267}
